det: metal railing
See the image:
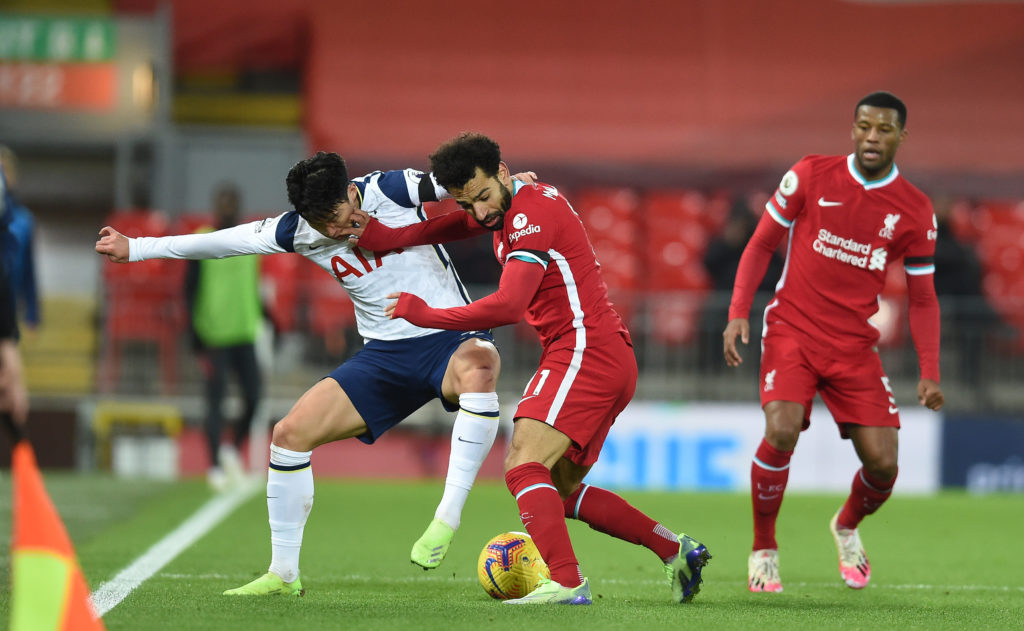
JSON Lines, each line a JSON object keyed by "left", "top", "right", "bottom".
{"left": 95, "top": 286, "right": 1024, "bottom": 415}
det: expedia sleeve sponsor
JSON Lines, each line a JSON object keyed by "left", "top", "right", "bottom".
{"left": 508, "top": 223, "right": 541, "bottom": 244}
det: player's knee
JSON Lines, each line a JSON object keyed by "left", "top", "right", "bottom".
{"left": 453, "top": 343, "right": 500, "bottom": 387}
{"left": 863, "top": 458, "right": 898, "bottom": 483}
{"left": 458, "top": 365, "right": 498, "bottom": 393}
{"left": 271, "top": 416, "right": 311, "bottom": 452}
{"left": 503, "top": 449, "right": 525, "bottom": 475}
{"left": 452, "top": 360, "right": 499, "bottom": 393}
{"left": 764, "top": 425, "right": 800, "bottom": 451}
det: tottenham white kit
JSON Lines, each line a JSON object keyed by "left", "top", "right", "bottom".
{"left": 129, "top": 169, "right": 473, "bottom": 341}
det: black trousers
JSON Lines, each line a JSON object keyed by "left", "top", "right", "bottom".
{"left": 201, "top": 343, "right": 262, "bottom": 467}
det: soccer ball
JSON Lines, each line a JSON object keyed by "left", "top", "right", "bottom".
{"left": 477, "top": 531, "right": 550, "bottom": 600}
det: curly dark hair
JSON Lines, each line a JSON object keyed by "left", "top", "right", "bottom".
{"left": 856, "top": 91, "right": 907, "bottom": 129}
{"left": 286, "top": 151, "right": 349, "bottom": 224}
{"left": 429, "top": 132, "right": 501, "bottom": 191}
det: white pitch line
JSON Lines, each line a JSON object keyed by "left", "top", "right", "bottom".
{"left": 90, "top": 478, "right": 261, "bottom": 617}
{"left": 218, "top": 573, "right": 1022, "bottom": 593}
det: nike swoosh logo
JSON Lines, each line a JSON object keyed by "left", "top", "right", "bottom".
{"left": 818, "top": 197, "right": 842, "bottom": 207}
{"left": 457, "top": 437, "right": 483, "bottom": 444}
{"left": 757, "top": 494, "right": 780, "bottom": 501}
{"left": 309, "top": 244, "right": 323, "bottom": 251}
{"left": 889, "top": 406, "right": 899, "bottom": 414}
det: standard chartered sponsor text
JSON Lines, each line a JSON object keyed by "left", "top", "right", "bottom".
{"left": 813, "top": 228, "right": 872, "bottom": 268}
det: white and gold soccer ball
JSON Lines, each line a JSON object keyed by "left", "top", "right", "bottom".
{"left": 477, "top": 531, "right": 550, "bottom": 600}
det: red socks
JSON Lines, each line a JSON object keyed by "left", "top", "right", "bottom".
{"left": 563, "top": 484, "right": 680, "bottom": 561}
{"left": 751, "top": 438, "right": 793, "bottom": 550}
{"left": 505, "top": 462, "right": 582, "bottom": 587}
{"left": 837, "top": 467, "right": 897, "bottom": 530}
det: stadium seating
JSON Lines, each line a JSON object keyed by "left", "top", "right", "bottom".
{"left": 260, "top": 252, "right": 303, "bottom": 333}
{"left": 638, "top": 190, "right": 716, "bottom": 344}
{"left": 973, "top": 201, "right": 1024, "bottom": 351}
{"left": 301, "top": 258, "right": 357, "bottom": 357}
{"left": 575, "top": 187, "right": 642, "bottom": 325}
{"left": 99, "top": 210, "right": 182, "bottom": 393}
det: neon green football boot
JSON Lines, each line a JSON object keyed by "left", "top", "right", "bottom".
{"left": 503, "top": 577, "right": 592, "bottom": 605}
{"left": 223, "top": 572, "right": 304, "bottom": 597}
{"left": 410, "top": 518, "right": 456, "bottom": 570}
{"left": 662, "top": 533, "right": 711, "bottom": 603}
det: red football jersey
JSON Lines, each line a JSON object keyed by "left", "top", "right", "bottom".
{"left": 731, "top": 154, "right": 937, "bottom": 355}
{"left": 495, "top": 182, "right": 629, "bottom": 351}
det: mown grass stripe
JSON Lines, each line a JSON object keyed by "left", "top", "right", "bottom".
{"left": 90, "top": 478, "right": 260, "bottom": 616}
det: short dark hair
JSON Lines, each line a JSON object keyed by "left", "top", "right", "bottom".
{"left": 286, "top": 151, "right": 348, "bottom": 224}
{"left": 855, "top": 91, "right": 907, "bottom": 129}
{"left": 429, "top": 132, "right": 501, "bottom": 191}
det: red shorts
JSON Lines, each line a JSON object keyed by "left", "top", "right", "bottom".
{"left": 760, "top": 331, "right": 900, "bottom": 436}
{"left": 514, "top": 333, "right": 637, "bottom": 466}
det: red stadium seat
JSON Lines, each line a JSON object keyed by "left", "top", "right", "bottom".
{"left": 575, "top": 187, "right": 641, "bottom": 250}
{"left": 647, "top": 241, "right": 710, "bottom": 292}
{"left": 103, "top": 208, "right": 170, "bottom": 239}
{"left": 575, "top": 188, "right": 643, "bottom": 294}
{"left": 172, "top": 213, "right": 213, "bottom": 236}
{"left": 100, "top": 259, "right": 183, "bottom": 393}
{"left": 640, "top": 190, "right": 715, "bottom": 293}
{"left": 303, "top": 267, "right": 357, "bottom": 356}
{"left": 647, "top": 292, "right": 704, "bottom": 345}
{"left": 260, "top": 253, "right": 303, "bottom": 332}
{"left": 99, "top": 209, "right": 182, "bottom": 393}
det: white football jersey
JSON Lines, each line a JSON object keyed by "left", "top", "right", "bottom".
{"left": 130, "top": 169, "right": 473, "bottom": 341}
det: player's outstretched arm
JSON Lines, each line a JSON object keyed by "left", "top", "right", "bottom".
{"left": 345, "top": 208, "right": 486, "bottom": 250}
{"left": 99, "top": 220, "right": 284, "bottom": 262}
{"left": 723, "top": 318, "right": 750, "bottom": 367}
{"left": 385, "top": 259, "right": 543, "bottom": 330}
{"left": 95, "top": 226, "right": 131, "bottom": 262}
{"left": 917, "top": 378, "right": 944, "bottom": 411}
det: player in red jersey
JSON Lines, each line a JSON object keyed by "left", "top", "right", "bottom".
{"left": 723, "top": 92, "right": 945, "bottom": 593}
{"left": 348, "top": 132, "right": 710, "bottom": 605}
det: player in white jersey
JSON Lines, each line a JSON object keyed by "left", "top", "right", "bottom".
{"left": 96, "top": 152, "right": 534, "bottom": 596}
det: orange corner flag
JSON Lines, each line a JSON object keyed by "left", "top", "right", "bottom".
{"left": 9, "top": 441, "right": 106, "bottom": 631}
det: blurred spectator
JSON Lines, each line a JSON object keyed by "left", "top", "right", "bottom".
{"left": 0, "top": 146, "right": 40, "bottom": 331}
{"left": 0, "top": 160, "right": 28, "bottom": 430}
{"left": 184, "top": 183, "right": 264, "bottom": 491}
{"left": 932, "top": 195, "right": 1003, "bottom": 403}
{"left": 699, "top": 198, "right": 782, "bottom": 370}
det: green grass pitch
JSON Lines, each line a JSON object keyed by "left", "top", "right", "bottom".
{"left": 1, "top": 475, "right": 1022, "bottom": 630}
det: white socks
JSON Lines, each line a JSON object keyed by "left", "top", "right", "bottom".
{"left": 267, "top": 443, "right": 314, "bottom": 583}
{"left": 434, "top": 392, "right": 499, "bottom": 530}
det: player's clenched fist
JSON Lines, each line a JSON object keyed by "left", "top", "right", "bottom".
{"left": 917, "top": 378, "right": 944, "bottom": 411}
{"left": 95, "top": 226, "right": 130, "bottom": 262}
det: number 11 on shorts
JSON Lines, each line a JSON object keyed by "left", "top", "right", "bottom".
{"left": 525, "top": 369, "right": 550, "bottom": 396}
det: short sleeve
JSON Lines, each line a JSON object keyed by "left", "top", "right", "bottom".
{"left": 764, "top": 157, "right": 812, "bottom": 228}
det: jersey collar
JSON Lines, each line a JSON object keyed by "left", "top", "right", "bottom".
{"left": 847, "top": 153, "right": 899, "bottom": 191}
{"left": 513, "top": 179, "right": 527, "bottom": 196}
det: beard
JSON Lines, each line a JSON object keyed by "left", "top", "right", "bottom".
{"left": 472, "top": 183, "right": 513, "bottom": 231}
{"left": 855, "top": 148, "right": 893, "bottom": 179}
